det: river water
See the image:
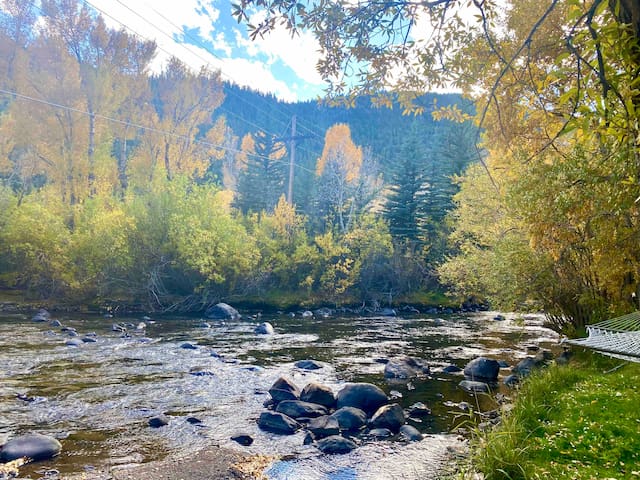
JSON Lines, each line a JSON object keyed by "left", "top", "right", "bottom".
{"left": 0, "top": 309, "right": 559, "bottom": 479}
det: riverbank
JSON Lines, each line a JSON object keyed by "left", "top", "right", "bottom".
{"left": 462, "top": 350, "right": 640, "bottom": 479}
{"left": 0, "top": 287, "right": 472, "bottom": 317}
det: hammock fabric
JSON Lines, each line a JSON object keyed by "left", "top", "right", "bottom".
{"left": 563, "top": 311, "right": 640, "bottom": 363}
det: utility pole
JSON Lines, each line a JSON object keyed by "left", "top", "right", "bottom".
{"left": 287, "top": 115, "right": 296, "bottom": 204}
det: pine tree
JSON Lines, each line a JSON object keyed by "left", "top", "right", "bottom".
{"left": 234, "top": 130, "right": 287, "bottom": 214}
{"left": 383, "top": 121, "right": 429, "bottom": 244}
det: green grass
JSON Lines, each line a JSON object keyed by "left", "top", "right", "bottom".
{"left": 467, "top": 352, "right": 640, "bottom": 480}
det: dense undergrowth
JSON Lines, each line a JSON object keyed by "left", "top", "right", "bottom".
{"left": 464, "top": 351, "right": 640, "bottom": 479}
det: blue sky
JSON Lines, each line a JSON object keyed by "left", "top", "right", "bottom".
{"left": 90, "top": 0, "right": 327, "bottom": 102}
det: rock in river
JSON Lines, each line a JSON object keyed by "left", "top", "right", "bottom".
{"left": 204, "top": 303, "right": 241, "bottom": 321}
{"left": 336, "top": 383, "right": 388, "bottom": 415}
{"left": 399, "top": 425, "right": 423, "bottom": 442}
{"left": 254, "top": 322, "right": 274, "bottom": 334}
{"left": 300, "top": 382, "right": 335, "bottom": 409}
{"left": 330, "top": 407, "right": 367, "bottom": 431}
{"left": 383, "top": 356, "right": 430, "bottom": 379}
{"left": 307, "top": 415, "right": 340, "bottom": 439}
{"left": 257, "top": 411, "right": 300, "bottom": 434}
{"left": 294, "top": 359, "right": 323, "bottom": 370}
{"left": 369, "top": 404, "right": 405, "bottom": 432}
{"left": 458, "top": 380, "right": 491, "bottom": 393}
{"left": 463, "top": 357, "right": 500, "bottom": 381}
{"left": 275, "top": 400, "right": 328, "bottom": 419}
{"left": 268, "top": 376, "right": 300, "bottom": 403}
{"left": 0, "top": 433, "right": 62, "bottom": 462}
{"left": 316, "top": 435, "right": 357, "bottom": 454}
{"left": 148, "top": 415, "right": 169, "bottom": 428}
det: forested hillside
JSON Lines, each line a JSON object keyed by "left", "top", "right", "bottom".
{"left": 0, "top": 0, "right": 477, "bottom": 311}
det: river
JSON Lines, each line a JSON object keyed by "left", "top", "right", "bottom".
{"left": 0, "top": 309, "right": 559, "bottom": 479}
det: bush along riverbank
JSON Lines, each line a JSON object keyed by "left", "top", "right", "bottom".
{"left": 460, "top": 351, "right": 640, "bottom": 480}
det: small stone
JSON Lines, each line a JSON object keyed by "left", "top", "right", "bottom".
{"left": 148, "top": 416, "right": 169, "bottom": 428}
{"left": 231, "top": 434, "right": 253, "bottom": 446}
{"left": 295, "top": 359, "right": 323, "bottom": 370}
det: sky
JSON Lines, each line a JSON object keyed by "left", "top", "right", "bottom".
{"left": 88, "top": 0, "right": 327, "bottom": 103}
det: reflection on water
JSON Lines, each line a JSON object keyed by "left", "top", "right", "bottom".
{"left": 0, "top": 310, "right": 559, "bottom": 478}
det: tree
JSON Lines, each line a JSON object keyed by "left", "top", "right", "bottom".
{"left": 383, "top": 121, "right": 429, "bottom": 244}
{"left": 314, "top": 124, "right": 381, "bottom": 234}
{"left": 234, "top": 130, "right": 288, "bottom": 214}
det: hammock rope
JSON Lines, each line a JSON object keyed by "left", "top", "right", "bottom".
{"left": 563, "top": 311, "right": 640, "bottom": 363}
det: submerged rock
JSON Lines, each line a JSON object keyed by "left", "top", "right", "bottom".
{"left": 384, "top": 356, "right": 430, "bottom": 379}
{"left": 335, "top": 383, "right": 388, "bottom": 415}
{"left": 269, "top": 377, "right": 300, "bottom": 403}
{"left": 316, "top": 435, "right": 357, "bottom": 454}
{"left": 0, "top": 433, "right": 61, "bottom": 462}
{"left": 407, "top": 402, "right": 431, "bottom": 417}
{"left": 257, "top": 411, "right": 300, "bottom": 434}
{"left": 204, "top": 303, "right": 241, "bottom": 321}
{"left": 458, "top": 380, "right": 491, "bottom": 393}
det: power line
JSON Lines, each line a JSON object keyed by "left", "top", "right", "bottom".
{"left": 86, "top": 0, "right": 326, "bottom": 141}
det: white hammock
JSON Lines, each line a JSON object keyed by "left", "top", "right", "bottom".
{"left": 563, "top": 311, "right": 640, "bottom": 363}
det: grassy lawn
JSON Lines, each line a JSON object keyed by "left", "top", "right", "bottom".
{"left": 467, "top": 352, "right": 640, "bottom": 480}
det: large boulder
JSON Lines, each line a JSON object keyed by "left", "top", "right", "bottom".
{"left": 268, "top": 377, "right": 300, "bottom": 403}
{"left": 369, "top": 404, "right": 405, "bottom": 432}
{"left": 384, "top": 357, "right": 430, "bottom": 379}
{"left": 275, "top": 400, "right": 328, "bottom": 419}
{"left": 300, "top": 382, "right": 335, "bottom": 409}
{"left": 316, "top": 435, "right": 357, "bottom": 454}
{"left": 463, "top": 357, "right": 500, "bottom": 381}
{"left": 335, "top": 383, "right": 388, "bottom": 415}
{"left": 512, "top": 356, "right": 545, "bottom": 377}
{"left": 0, "top": 433, "right": 62, "bottom": 462}
{"left": 330, "top": 407, "right": 367, "bottom": 431}
{"left": 307, "top": 416, "right": 340, "bottom": 439}
{"left": 257, "top": 411, "right": 300, "bottom": 434}
{"left": 204, "top": 303, "right": 241, "bottom": 321}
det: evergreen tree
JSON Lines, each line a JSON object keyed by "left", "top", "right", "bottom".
{"left": 234, "top": 130, "right": 287, "bottom": 214}
{"left": 383, "top": 121, "right": 428, "bottom": 244}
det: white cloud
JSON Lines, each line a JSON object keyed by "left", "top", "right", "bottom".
{"left": 244, "top": 11, "right": 324, "bottom": 86}
{"left": 87, "top": 0, "right": 323, "bottom": 101}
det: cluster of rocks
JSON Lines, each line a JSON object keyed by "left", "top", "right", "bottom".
{"left": 458, "top": 348, "right": 565, "bottom": 395}
{"left": 255, "top": 376, "right": 426, "bottom": 455}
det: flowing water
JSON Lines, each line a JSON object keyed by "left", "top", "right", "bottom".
{"left": 0, "top": 309, "right": 560, "bottom": 479}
